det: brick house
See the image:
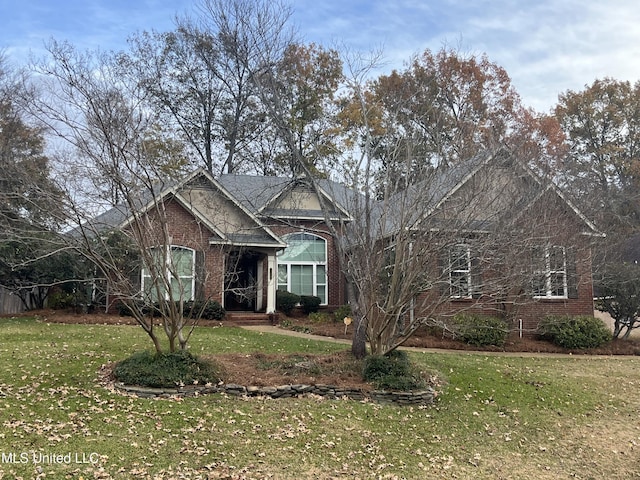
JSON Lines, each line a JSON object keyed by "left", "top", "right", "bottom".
{"left": 396, "top": 150, "right": 603, "bottom": 335}
{"left": 93, "top": 150, "right": 602, "bottom": 334}
{"left": 92, "top": 169, "right": 351, "bottom": 314}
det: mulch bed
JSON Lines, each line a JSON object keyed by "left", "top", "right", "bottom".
{"left": 7, "top": 309, "right": 640, "bottom": 356}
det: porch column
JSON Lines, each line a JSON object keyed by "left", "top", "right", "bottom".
{"left": 266, "top": 252, "right": 277, "bottom": 313}
{"left": 256, "top": 259, "right": 264, "bottom": 312}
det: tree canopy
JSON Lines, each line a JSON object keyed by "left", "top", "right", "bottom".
{"left": 555, "top": 78, "right": 640, "bottom": 231}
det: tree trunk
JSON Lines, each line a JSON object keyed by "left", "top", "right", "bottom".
{"left": 150, "top": 331, "right": 163, "bottom": 355}
{"left": 351, "top": 314, "right": 367, "bottom": 359}
{"left": 613, "top": 320, "right": 622, "bottom": 339}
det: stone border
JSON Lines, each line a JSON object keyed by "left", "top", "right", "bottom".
{"left": 114, "top": 381, "right": 436, "bottom": 406}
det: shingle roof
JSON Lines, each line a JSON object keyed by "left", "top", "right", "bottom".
{"left": 217, "top": 175, "right": 293, "bottom": 213}
{"left": 75, "top": 148, "right": 602, "bottom": 244}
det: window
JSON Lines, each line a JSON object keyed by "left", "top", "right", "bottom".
{"left": 532, "top": 245, "right": 567, "bottom": 298}
{"left": 448, "top": 244, "right": 472, "bottom": 298}
{"left": 277, "top": 233, "right": 327, "bottom": 304}
{"left": 141, "top": 246, "right": 195, "bottom": 302}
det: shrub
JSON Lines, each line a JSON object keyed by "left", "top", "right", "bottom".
{"left": 276, "top": 290, "right": 300, "bottom": 315}
{"left": 362, "top": 350, "right": 425, "bottom": 391}
{"left": 116, "top": 301, "right": 148, "bottom": 317}
{"left": 538, "top": 315, "right": 612, "bottom": 349}
{"left": 185, "top": 300, "right": 226, "bottom": 320}
{"left": 115, "top": 301, "right": 161, "bottom": 317}
{"left": 300, "top": 295, "right": 322, "bottom": 314}
{"left": 48, "top": 291, "right": 76, "bottom": 310}
{"left": 451, "top": 313, "right": 509, "bottom": 347}
{"left": 333, "top": 304, "right": 352, "bottom": 323}
{"left": 113, "top": 350, "right": 224, "bottom": 388}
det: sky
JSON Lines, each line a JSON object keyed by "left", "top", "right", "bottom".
{"left": 1, "top": 0, "right": 639, "bottom": 113}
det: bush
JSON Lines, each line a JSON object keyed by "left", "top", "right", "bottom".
{"left": 362, "top": 350, "right": 425, "bottom": 391}
{"left": 115, "top": 300, "right": 141, "bottom": 317}
{"left": 538, "top": 315, "right": 612, "bottom": 349}
{"left": 185, "top": 300, "right": 226, "bottom": 320}
{"left": 116, "top": 300, "right": 225, "bottom": 320}
{"left": 451, "top": 313, "right": 509, "bottom": 347}
{"left": 300, "top": 295, "right": 322, "bottom": 314}
{"left": 113, "top": 350, "right": 224, "bottom": 388}
{"left": 276, "top": 290, "right": 300, "bottom": 315}
{"left": 333, "top": 304, "right": 352, "bottom": 323}
{"left": 48, "top": 291, "right": 76, "bottom": 310}
{"left": 115, "top": 301, "right": 159, "bottom": 317}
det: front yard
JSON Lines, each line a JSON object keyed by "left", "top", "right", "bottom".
{"left": 0, "top": 316, "right": 639, "bottom": 479}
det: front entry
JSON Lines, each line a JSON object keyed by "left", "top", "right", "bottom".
{"left": 224, "top": 250, "right": 262, "bottom": 311}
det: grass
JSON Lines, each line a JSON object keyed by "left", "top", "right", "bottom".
{"left": 0, "top": 317, "right": 639, "bottom": 479}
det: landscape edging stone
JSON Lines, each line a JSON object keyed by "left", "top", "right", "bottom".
{"left": 113, "top": 381, "right": 436, "bottom": 405}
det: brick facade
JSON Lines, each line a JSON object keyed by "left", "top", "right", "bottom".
{"left": 419, "top": 244, "right": 595, "bottom": 337}
{"left": 159, "top": 197, "right": 595, "bottom": 329}
{"left": 106, "top": 167, "right": 598, "bottom": 331}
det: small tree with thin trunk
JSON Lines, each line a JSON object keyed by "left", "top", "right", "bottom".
{"left": 27, "top": 41, "right": 211, "bottom": 353}
{"left": 596, "top": 262, "right": 640, "bottom": 339}
{"left": 319, "top": 51, "right": 596, "bottom": 357}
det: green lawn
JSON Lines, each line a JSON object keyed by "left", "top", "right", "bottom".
{"left": 0, "top": 317, "right": 639, "bottom": 479}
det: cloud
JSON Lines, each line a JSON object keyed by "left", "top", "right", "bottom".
{"left": 3, "top": 0, "right": 639, "bottom": 112}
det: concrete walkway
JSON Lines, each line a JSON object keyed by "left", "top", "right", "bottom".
{"left": 240, "top": 324, "right": 623, "bottom": 358}
{"left": 242, "top": 324, "right": 351, "bottom": 345}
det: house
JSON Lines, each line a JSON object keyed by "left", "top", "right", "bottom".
{"left": 89, "top": 149, "right": 603, "bottom": 336}
{"left": 88, "top": 168, "right": 352, "bottom": 315}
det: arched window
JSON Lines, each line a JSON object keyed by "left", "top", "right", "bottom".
{"left": 141, "top": 246, "right": 195, "bottom": 302}
{"left": 277, "top": 233, "right": 327, "bottom": 304}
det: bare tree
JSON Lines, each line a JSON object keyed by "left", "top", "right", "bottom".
{"left": 317, "top": 52, "right": 599, "bottom": 357}
{"left": 27, "top": 41, "right": 211, "bottom": 353}
{"left": 120, "top": 0, "right": 296, "bottom": 176}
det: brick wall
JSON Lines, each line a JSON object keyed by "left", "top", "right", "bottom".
{"left": 163, "top": 200, "right": 227, "bottom": 302}
{"left": 110, "top": 199, "right": 225, "bottom": 306}
{"left": 418, "top": 245, "right": 595, "bottom": 337}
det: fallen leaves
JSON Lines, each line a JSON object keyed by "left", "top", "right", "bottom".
{"left": 1, "top": 320, "right": 640, "bottom": 479}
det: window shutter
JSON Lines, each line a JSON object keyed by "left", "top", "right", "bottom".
{"left": 195, "top": 250, "right": 206, "bottom": 301}
{"left": 131, "top": 264, "right": 142, "bottom": 292}
{"left": 471, "top": 255, "right": 483, "bottom": 299}
{"left": 566, "top": 247, "right": 578, "bottom": 299}
{"left": 437, "top": 251, "right": 449, "bottom": 296}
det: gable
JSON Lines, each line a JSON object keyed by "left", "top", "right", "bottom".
{"left": 161, "top": 198, "right": 226, "bottom": 245}
{"left": 276, "top": 184, "right": 322, "bottom": 210}
{"left": 176, "top": 173, "right": 285, "bottom": 247}
{"left": 105, "top": 170, "right": 285, "bottom": 248}
{"left": 426, "top": 152, "right": 603, "bottom": 237}
{"left": 261, "top": 180, "right": 351, "bottom": 221}
{"left": 438, "top": 161, "right": 535, "bottom": 225}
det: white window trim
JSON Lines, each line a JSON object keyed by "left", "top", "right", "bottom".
{"left": 449, "top": 244, "right": 472, "bottom": 299}
{"left": 533, "top": 245, "right": 567, "bottom": 299}
{"left": 277, "top": 233, "right": 328, "bottom": 305}
{"left": 141, "top": 245, "right": 196, "bottom": 302}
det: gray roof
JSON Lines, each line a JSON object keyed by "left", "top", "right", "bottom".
{"left": 217, "top": 175, "right": 292, "bottom": 214}
{"left": 75, "top": 148, "right": 601, "bottom": 245}
{"left": 218, "top": 174, "right": 354, "bottom": 220}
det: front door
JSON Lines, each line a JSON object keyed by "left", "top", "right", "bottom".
{"left": 224, "top": 251, "right": 261, "bottom": 311}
